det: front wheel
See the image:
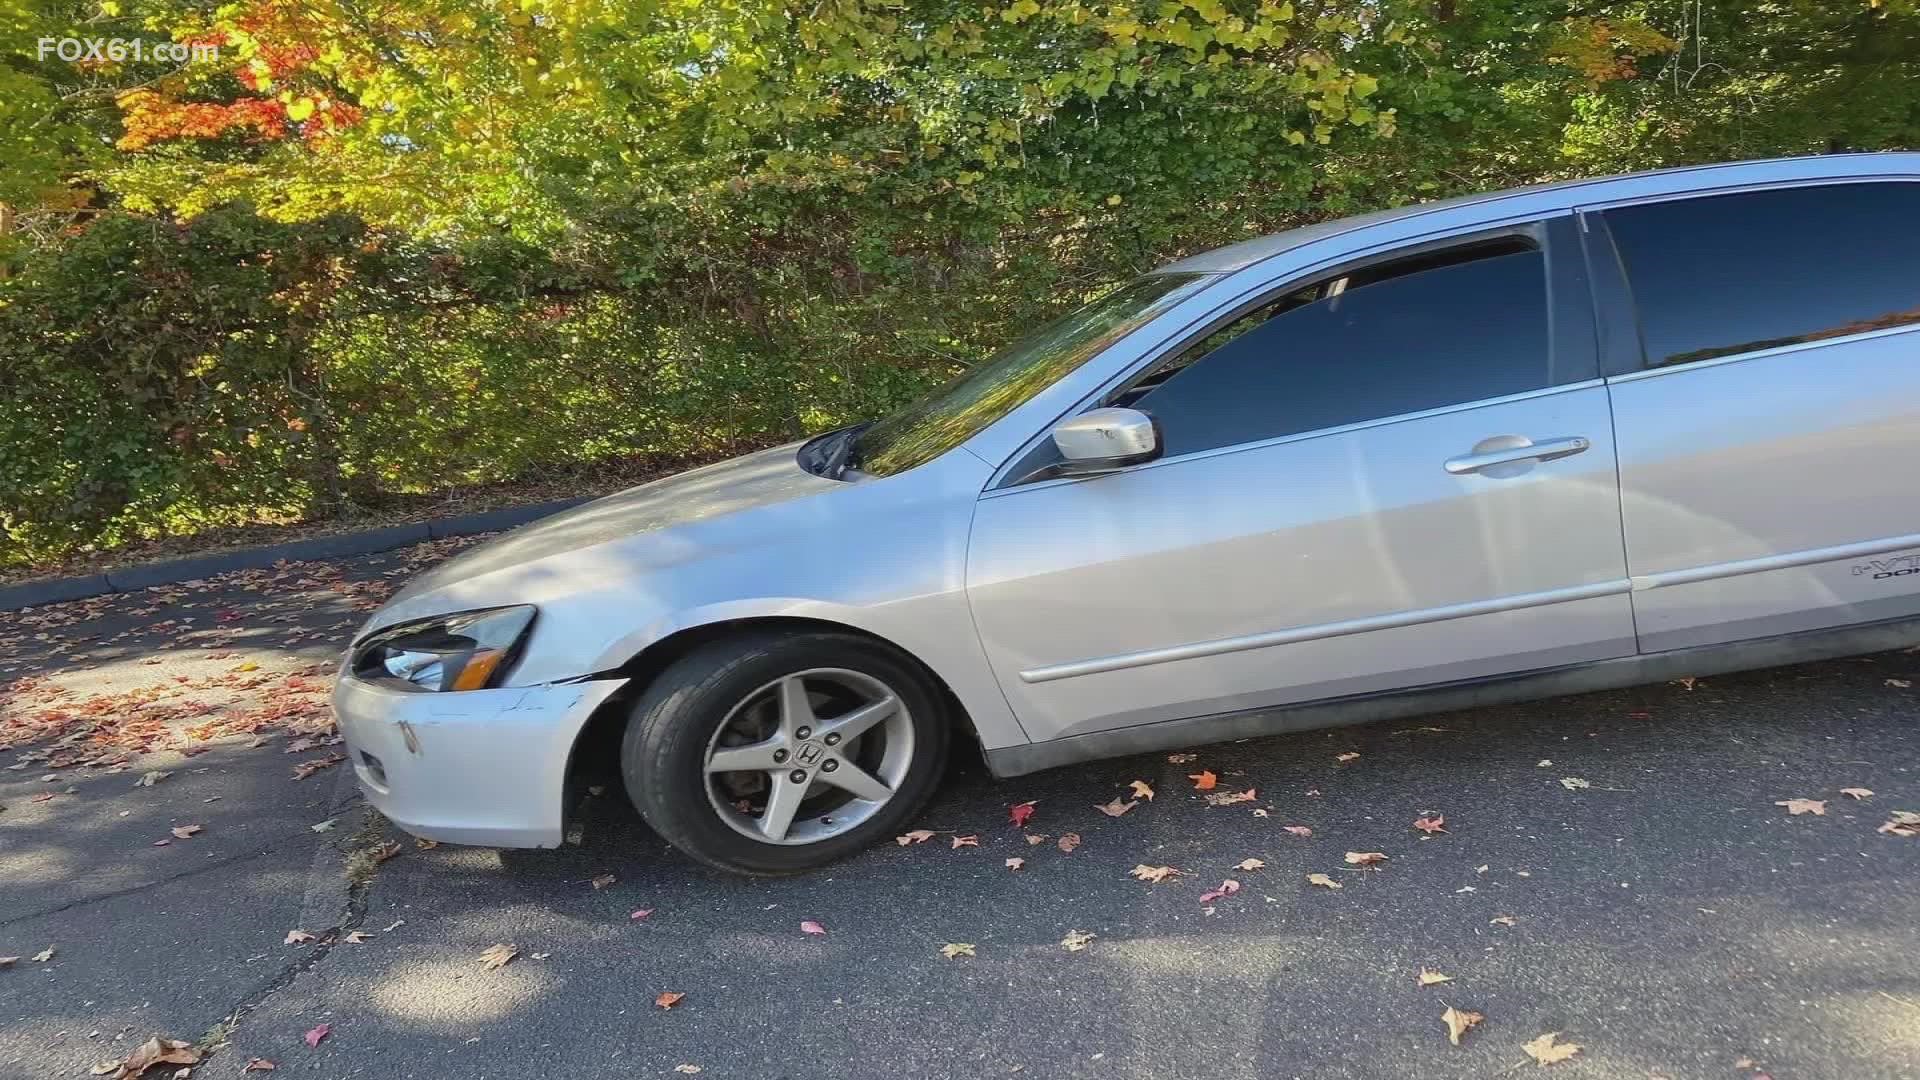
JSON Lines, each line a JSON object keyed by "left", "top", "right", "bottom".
{"left": 620, "top": 630, "right": 950, "bottom": 875}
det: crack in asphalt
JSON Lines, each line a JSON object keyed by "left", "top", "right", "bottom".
{"left": 0, "top": 842, "right": 290, "bottom": 928}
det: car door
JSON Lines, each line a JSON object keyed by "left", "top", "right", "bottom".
{"left": 1585, "top": 180, "right": 1920, "bottom": 653}
{"left": 965, "top": 217, "right": 1638, "bottom": 744}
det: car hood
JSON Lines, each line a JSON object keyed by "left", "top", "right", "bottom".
{"left": 382, "top": 442, "right": 839, "bottom": 614}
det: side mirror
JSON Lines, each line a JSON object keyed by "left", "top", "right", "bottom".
{"left": 1049, "top": 407, "right": 1162, "bottom": 475}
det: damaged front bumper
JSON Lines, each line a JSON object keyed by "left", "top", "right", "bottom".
{"left": 332, "top": 674, "right": 627, "bottom": 848}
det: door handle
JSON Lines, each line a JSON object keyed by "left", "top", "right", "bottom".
{"left": 1444, "top": 435, "right": 1591, "bottom": 476}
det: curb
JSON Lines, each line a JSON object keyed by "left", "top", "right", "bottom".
{"left": 0, "top": 495, "right": 592, "bottom": 613}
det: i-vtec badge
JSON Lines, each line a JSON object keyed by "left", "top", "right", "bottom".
{"left": 1853, "top": 552, "right": 1920, "bottom": 579}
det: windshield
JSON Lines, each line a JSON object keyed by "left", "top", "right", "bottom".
{"left": 850, "top": 273, "right": 1212, "bottom": 477}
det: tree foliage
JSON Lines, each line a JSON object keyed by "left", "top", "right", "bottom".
{"left": 3, "top": 0, "right": 1919, "bottom": 563}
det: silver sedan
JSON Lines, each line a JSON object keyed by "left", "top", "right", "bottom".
{"left": 334, "top": 153, "right": 1920, "bottom": 874}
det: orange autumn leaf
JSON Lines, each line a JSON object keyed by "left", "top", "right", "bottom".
{"left": 1188, "top": 770, "right": 1218, "bottom": 791}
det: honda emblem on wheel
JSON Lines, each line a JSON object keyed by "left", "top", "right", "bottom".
{"left": 794, "top": 742, "right": 825, "bottom": 766}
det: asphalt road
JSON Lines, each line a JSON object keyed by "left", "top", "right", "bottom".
{"left": 3, "top": 539, "right": 1918, "bottom": 1080}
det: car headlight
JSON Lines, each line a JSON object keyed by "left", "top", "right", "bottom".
{"left": 350, "top": 606, "right": 536, "bottom": 692}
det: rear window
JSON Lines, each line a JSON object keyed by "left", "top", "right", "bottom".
{"left": 1603, "top": 182, "right": 1920, "bottom": 368}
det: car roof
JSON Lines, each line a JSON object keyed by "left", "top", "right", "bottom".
{"left": 1155, "top": 152, "right": 1920, "bottom": 275}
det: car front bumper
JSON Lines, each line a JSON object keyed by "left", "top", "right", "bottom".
{"left": 332, "top": 674, "right": 628, "bottom": 848}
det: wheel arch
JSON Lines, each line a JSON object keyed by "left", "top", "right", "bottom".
{"left": 561, "top": 615, "right": 984, "bottom": 805}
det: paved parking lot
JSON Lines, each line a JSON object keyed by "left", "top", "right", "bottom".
{"left": 3, "top": 539, "right": 1918, "bottom": 1079}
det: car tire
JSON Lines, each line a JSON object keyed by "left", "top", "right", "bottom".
{"left": 620, "top": 629, "right": 951, "bottom": 875}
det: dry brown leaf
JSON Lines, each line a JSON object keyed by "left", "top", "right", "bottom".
{"left": 654, "top": 991, "right": 685, "bottom": 1009}
{"left": 1441, "top": 1006, "right": 1484, "bottom": 1046}
{"left": 415, "top": 837, "right": 440, "bottom": 850}
{"left": 1306, "top": 873, "right": 1343, "bottom": 890}
{"left": 1283, "top": 825, "right": 1313, "bottom": 837}
{"left": 1206, "top": 788, "right": 1257, "bottom": 806}
{"left": 1167, "top": 753, "right": 1197, "bottom": 764}
{"left": 113, "top": 1036, "right": 200, "bottom": 1078}
{"left": 1335, "top": 751, "right": 1361, "bottom": 763}
{"left": 1057, "top": 832, "right": 1081, "bottom": 853}
{"left": 242, "top": 1059, "right": 276, "bottom": 1072}
{"left": 290, "top": 754, "right": 344, "bottom": 780}
{"left": 1198, "top": 879, "right": 1241, "bottom": 904}
{"left": 0, "top": 956, "right": 16, "bottom": 967}
{"left": 1188, "top": 770, "right": 1218, "bottom": 791}
{"left": 1888, "top": 678, "right": 1912, "bottom": 688}
{"left": 370, "top": 840, "right": 403, "bottom": 863}
{"left": 800, "top": 920, "right": 826, "bottom": 935}
{"left": 1879, "top": 810, "right": 1920, "bottom": 837}
{"left": 951, "top": 834, "right": 979, "bottom": 849}
{"left": 1234, "top": 858, "right": 1265, "bottom": 872}
{"left": 940, "top": 942, "right": 976, "bottom": 959}
{"left": 1489, "top": 915, "right": 1518, "bottom": 926}
{"left": 134, "top": 770, "right": 171, "bottom": 787}
{"left": 342, "top": 930, "right": 371, "bottom": 944}
{"left": 169, "top": 824, "right": 203, "bottom": 840}
{"left": 1060, "top": 929, "right": 1096, "bottom": 952}
{"left": 1345, "top": 851, "right": 1389, "bottom": 867}
{"left": 589, "top": 873, "right": 617, "bottom": 889}
{"left": 282, "top": 930, "right": 314, "bottom": 945}
{"left": 1775, "top": 798, "right": 1827, "bottom": 816}
{"left": 1840, "top": 787, "right": 1874, "bottom": 800}
{"left": 1025, "top": 833, "right": 1047, "bottom": 846}
{"left": 896, "top": 829, "right": 936, "bottom": 845}
{"left": 674, "top": 1067, "right": 702, "bottom": 1075}
{"left": 1521, "top": 1032, "right": 1583, "bottom": 1065}
{"left": 1096, "top": 796, "right": 1139, "bottom": 817}
{"left": 1004, "top": 857, "right": 1025, "bottom": 871}
{"left": 90, "top": 1061, "right": 119, "bottom": 1076}
{"left": 1412, "top": 815, "right": 1447, "bottom": 834}
{"left": 1129, "top": 780, "right": 1155, "bottom": 801}
{"left": 1130, "top": 864, "right": 1180, "bottom": 883}
{"left": 478, "top": 943, "right": 518, "bottom": 969}
{"left": 1417, "top": 969, "right": 1453, "bottom": 986}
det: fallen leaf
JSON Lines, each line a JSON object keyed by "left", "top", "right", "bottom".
{"left": 1417, "top": 969, "right": 1453, "bottom": 986}
{"left": 290, "top": 754, "right": 344, "bottom": 780}
{"left": 170, "top": 824, "right": 203, "bottom": 840}
{"left": 1840, "top": 787, "right": 1874, "bottom": 800}
{"left": 1167, "top": 753, "right": 1197, "bottom": 764}
{"left": 1252, "top": 808, "right": 1269, "bottom": 817}
{"left": 1489, "top": 915, "right": 1518, "bottom": 926}
{"left": 1205, "top": 788, "right": 1257, "bottom": 806}
{"left": 151, "top": 839, "right": 171, "bottom": 848}
{"left": 1537, "top": 759, "right": 1553, "bottom": 767}
{"left": 1198, "top": 879, "right": 1241, "bottom": 904}
{"left": 342, "top": 931, "right": 371, "bottom": 944}
{"left": 382, "top": 919, "right": 405, "bottom": 932}
{"left": 1559, "top": 777, "right": 1590, "bottom": 791}
{"left": 895, "top": 829, "right": 936, "bottom": 845}
{"left": 1283, "top": 825, "right": 1313, "bottom": 837}
{"left": 370, "top": 841, "right": 403, "bottom": 863}
{"left": 1095, "top": 796, "right": 1139, "bottom": 817}
{"left": 940, "top": 942, "right": 977, "bottom": 959}
{"left": 303, "top": 1024, "right": 330, "bottom": 1048}
{"left": 478, "top": 943, "right": 518, "bottom": 969}
{"left": 1009, "top": 800, "right": 1037, "bottom": 827}
{"left": 630, "top": 909, "right": 655, "bottom": 920}
{"left": 951, "top": 834, "right": 979, "bottom": 849}
{"left": 1057, "top": 832, "right": 1081, "bottom": 853}
{"left": 309, "top": 819, "right": 337, "bottom": 833}
{"left": 1025, "top": 833, "right": 1047, "bottom": 846}
{"left": 1345, "top": 851, "right": 1389, "bottom": 867}
{"left": 1306, "top": 873, "right": 1343, "bottom": 890}
{"left": 30, "top": 945, "right": 53, "bottom": 962}
{"left": 1129, "top": 780, "right": 1155, "bottom": 801}
{"left": 0, "top": 956, "right": 15, "bottom": 967}
{"left": 134, "top": 770, "right": 171, "bottom": 787}
{"left": 1335, "top": 751, "right": 1360, "bottom": 763}
{"left": 1004, "top": 857, "right": 1025, "bottom": 871}
{"left": 1888, "top": 678, "right": 1912, "bottom": 688}
{"left": 1413, "top": 815, "right": 1447, "bottom": 834}
{"left": 90, "top": 1062, "right": 118, "bottom": 1076}
{"left": 1188, "top": 770, "right": 1218, "bottom": 791}
{"left": 1441, "top": 1006, "right": 1484, "bottom": 1046}
{"left": 655, "top": 991, "right": 685, "bottom": 1009}
{"left": 1060, "top": 929, "right": 1096, "bottom": 952}
{"left": 1234, "top": 858, "right": 1266, "bottom": 872}
{"left": 414, "top": 838, "right": 439, "bottom": 850}
{"left": 1522, "top": 1032, "right": 1583, "bottom": 1065}
{"left": 1130, "top": 864, "right": 1180, "bottom": 884}
{"left": 283, "top": 930, "right": 314, "bottom": 945}
{"left": 1878, "top": 810, "right": 1920, "bottom": 837}
{"left": 1775, "top": 798, "right": 1827, "bottom": 816}
{"left": 243, "top": 1059, "right": 276, "bottom": 1072}
{"left": 800, "top": 920, "right": 826, "bottom": 935}
{"left": 674, "top": 1066, "right": 702, "bottom": 1074}
{"left": 590, "top": 873, "right": 617, "bottom": 890}
{"left": 116, "top": 1036, "right": 201, "bottom": 1077}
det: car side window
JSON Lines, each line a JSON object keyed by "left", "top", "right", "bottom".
{"left": 1124, "top": 237, "right": 1553, "bottom": 459}
{"left": 1602, "top": 182, "right": 1920, "bottom": 369}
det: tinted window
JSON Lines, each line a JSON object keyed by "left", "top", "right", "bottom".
{"left": 1604, "top": 183, "right": 1920, "bottom": 368}
{"left": 1131, "top": 244, "right": 1551, "bottom": 458}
